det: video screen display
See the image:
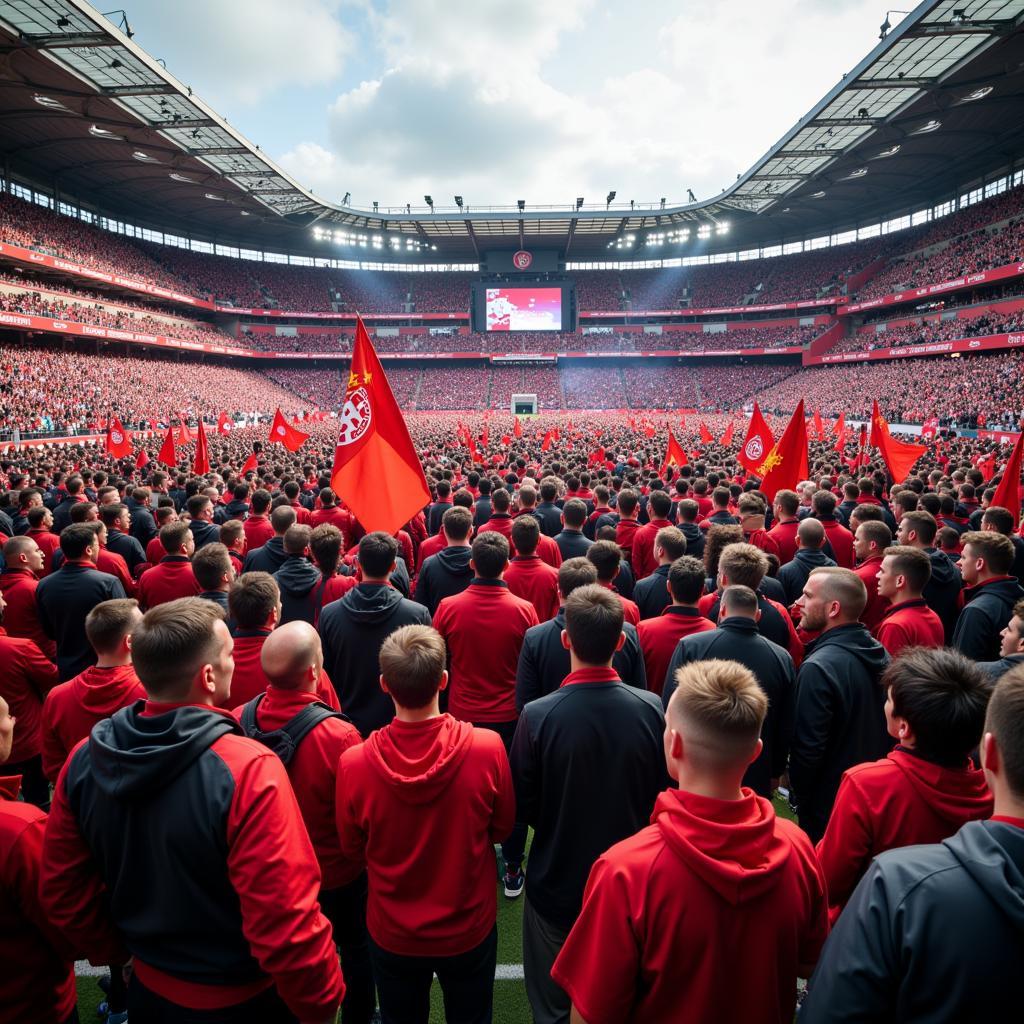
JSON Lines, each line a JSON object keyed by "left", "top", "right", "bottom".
{"left": 485, "top": 287, "right": 563, "bottom": 331}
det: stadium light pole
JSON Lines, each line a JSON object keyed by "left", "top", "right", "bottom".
{"left": 605, "top": 191, "right": 616, "bottom": 208}
{"left": 576, "top": 197, "right": 584, "bottom": 210}
{"left": 879, "top": 10, "right": 909, "bottom": 39}
{"left": 517, "top": 200, "right": 525, "bottom": 212}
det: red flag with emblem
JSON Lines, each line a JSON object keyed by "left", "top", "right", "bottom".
{"left": 157, "top": 425, "right": 176, "bottom": 467}
{"left": 105, "top": 416, "right": 132, "bottom": 459}
{"left": 192, "top": 417, "right": 210, "bottom": 475}
{"left": 756, "top": 400, "right": 809, "bottom": 500}
{"left": 217, "top": 411, "right": 233, "bottom": 436}
{"left": 870, "top": 401, "right": 928, "bottom": 483}
{"left": 921, "top": 416, "right": 940, "bottom": 441}
{"left": 738, "top": 403, "right": 776, "bottom": 475}
{"left": 269, "top": 408, "right": 309, "bottom": 452}
{"left": 330, "top": 317, "right": 430, "bottom": 535}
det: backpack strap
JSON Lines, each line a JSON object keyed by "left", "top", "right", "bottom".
{"left": 239, "top": 693, "right": 266, "bottom": 737}
{"left": 238, "top": 695, "right": 346, "bottom": 767}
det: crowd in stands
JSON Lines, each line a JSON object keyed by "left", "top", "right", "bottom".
{"left": 831, "top": 306, "right": 1024, "bottom": 354}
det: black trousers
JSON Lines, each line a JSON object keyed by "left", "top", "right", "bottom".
{"left": 369, "top": 926, "right": 496, "bottom": 1024}
{"left": 127, "top": 974, "right": 297, "bottom": 1023}
{"left": 472, "top": 719, "right": 527, "bottom": 869}
{"left": 319, "top": 874, "right": 376, "bottom": 1023}
{"left": 0, "top": 754, "right": 49, "bottom": 809}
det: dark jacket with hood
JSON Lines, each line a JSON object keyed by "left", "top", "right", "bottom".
{"left": 38, "top": 703, "right": 343, "bottom": 1020}
{"left": 953, "top": 576, "right": 1024, "bottom": 662}
{"left": 242, "top": 536, "right": 288, "bottom": 575}
{"left": 923, "top": 546, "right": 962, "bottom": 643}
{"left": 215, "top": 499, "right": 250, "bottom": 526}
{"left": 632, "top": 564, "right": 671, "bottom": 621}
{"left": 415, "top": 546, "right": 473, "bottom": 616}
{"left": 777, "top": 548, "right": 836, "bottom": 605}
{"left": 978, "top": 651, "right": 1024, "bottom": 680}
{"left": 677, "top": 520, "right": 705, "bottom": 561}
{"left": 273, "top": 556, "right": 324, "bottom": 626}
{"left": 801, "top": 820, "right": 1024, "bottom": 1024}
{"left": 533, "top": 501, "right": 563, "bottom": 537}
{"left": 187, "top": 519, "right": 221, "bottom": 552}
{"left": 789, "top": 623, "right": 891, "bottom": 842}
{"left": 319, "top": 582, "right": 432, "bottom": 737}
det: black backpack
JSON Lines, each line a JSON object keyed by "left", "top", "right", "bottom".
{"left": 239, "top": 693, "right": 347, "bottom": 766}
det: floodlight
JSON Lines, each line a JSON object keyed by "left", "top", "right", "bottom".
{"left": 424, "top": 195, "right": 433, "bottom": 208}
{"left": 454, "top": 195, "right": 463, "bottom": 208}
{"left": 606, "top": 191, "right": 616, "bottom": 207}
{"left": 576, "top": 197, "right": 584, "bottom": 210}
{"left": 372, "top": 201, "right": 379, "bottom": 212}
{"left": 517, "top": 199, "right": 525, "bottom": 212}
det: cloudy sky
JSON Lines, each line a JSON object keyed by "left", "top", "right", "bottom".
{"left": 114, "top": 0, "right": 908, "bottom": 211}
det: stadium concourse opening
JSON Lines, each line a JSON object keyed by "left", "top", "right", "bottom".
{"left": 1, "top": 1, "right": 1024, "bottom": 1022}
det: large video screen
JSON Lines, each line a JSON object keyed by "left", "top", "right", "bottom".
{"left": 485, "top": 287, "right": 563, "bottom": 331}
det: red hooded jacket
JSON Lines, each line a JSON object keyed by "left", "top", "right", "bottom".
{"left": 0, "top": 630, "right": 60, "bottom": 763}
{"left": 552, "top": 788, "right": 828, "bottom": 1024}
{"left": 336, "top": 715, "right": 515, "bottom": 957}
{"left": 631, "top": 518, "right": 674, "bottom": 580}
{"left": 137, "top": 555, "right": 201, "bottom": 610}
{"left": 0, "top": 568, "right": 56, "bottom": 661}
{"left": 816, "top": 747, "right": 992, "bottom": 922}
{"left": 873, "top": 599, "right": 945, "bottom": 658}
{"left": 504, "top": 555, "right": 561, "bottom": 622}
{"left": 243, "top": 514, "right": 274, "bottom": 552}
{"left": 637, "top": 607, "right": 716, "bottom": 695}
{"left": 766, "top": 519, "right": 799, "bottom": 566}
{"left": 853, "top": 555, "right": 889, "bottom": 631}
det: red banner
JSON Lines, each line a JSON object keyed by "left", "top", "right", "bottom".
{"left": 805, "top": 332, "right": 1024, "bottom": 365}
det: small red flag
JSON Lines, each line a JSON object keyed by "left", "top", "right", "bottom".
{"left": 513, "top": 417, "right": 523, "bottom": 439}
{"left": 699, "top": 422, "right": 714, "bottom": 445}
{"left": 192, "top": 417, "right": 210, "bottom": 476}
{"left": 756, "top": 400, "right": 809, "bottom": 500}
{"left": 720, "top": 421, "right": 735, "bottom": 447}
{"left": 105, "top": 416, "right": 132, "bottom": 459}
{"left": 991, "top": 430, "right": 1024, "bottom": 522}
{"left": 217, "top": 411, "right": 233, "bottom": 436}
{"left": 330, "top": 317, "right": 430, "bottom": 535}
{"left": 269, "top": 408, "right": 310, "bottom": 452}
{"left": 661, "top": 427, "right": 688, "bottom": 477}
{"left": 157, "top": 425, "right": 176, "bottom": 467}
{"left": 870, "top": 401, "right": 928, "bottom": 483}
{"left": 541, "top": 429, "right": 554, "bottom": 452}
{"left": 135, "top": 448, "right": 149, "bottom": 468}
{"left": 241, "top": 452, "right": 259, "bottom": 475}
{"left": 738, "top": 403, "right": 776, "bottom": 474}
{"left": 812, "top": 409, "right": 825, "bottom": 442}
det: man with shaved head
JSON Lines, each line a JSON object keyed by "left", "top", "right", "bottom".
{"left": 791, "top": 567, "right": 891, "bottom": 842}
{"left": 776, "top": 518, "right": 836, "bottom": 606}
{"left": 235, "top": 621, "right": 373, "bottom": 1023}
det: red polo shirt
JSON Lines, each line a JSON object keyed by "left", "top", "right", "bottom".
{"left": 477, "top": 514, "right": 513, "bottom": 541}
{"left": 615, "top": 519, "right": 641, "bottom": 564}
{"left": 225, "top": 629, "right": 340, "bottom": 711}
{"left": 433, "top": 580, "right": 539, "bottom": 723}
{"left": 136, "top": 555, "right": 201, "bottom": 610}
{"left": 535, "top": 532, "right": 563, "bottom": 569}
{"left": 767, "top": 519, "right": 799, "bottom": 566}
{"left": 821, "top": 519, "right": 855, "bottom": 568}
{"left": 854, "top": 555, "right": 889, "bottom": 631}
{"left": 504, "top": 556, "right": 560, "bottom": 622}
{"left": 0, "top": 569, "right": 55, "bottom": 661}
{"left": 631, "top": 518, "right": 674, "bottom": 580}
{"left": 874, "top": 598, "right": 945, "bottom": 657}
{"left": 243, "top": 514, "right": 275, "bottom": 551}
{"left": 26, "top": 528, "right": 61, "bottom": 577}
{"left": 97, "top": 545, "right": 135, "bottom": 598}
{"left": 0, "top": 629, "right": 60, "bottom": 763}
{"left": 637, "top": 607, "right": 716, "bottom": 695}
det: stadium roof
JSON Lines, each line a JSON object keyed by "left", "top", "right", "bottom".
{"left": 1, "top": 0, "right": 1023, "bottom": 263}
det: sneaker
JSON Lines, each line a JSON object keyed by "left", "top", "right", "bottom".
{"left": 503, "top": 866, "right": 525, "bottom": 899}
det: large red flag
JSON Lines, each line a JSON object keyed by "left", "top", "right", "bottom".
{"left": 217, "top": 411, "right": 233, "bottom": 436}
{"left": 192, "top": 417, "right": 210, "bottom": 475}
{"left": 661, "top": 427, "right": 688, "bottom": 477}
{"left": 699, "top": 422, "right": 714, "bottom": 445}
{"left": 135, "top": 447, "right": 149, "bottom": 469}
{"left": 756, "top": 400, "right": 809, "bottom": 500}
{"left": 870, "top": 401, "right": 928, "bottom": 483}
{"left": 812, "top": 409, "right": 825, "bottom": 442}
{"left": 330, "top": 317, "right": 430, "bottom": 535}
{"left": 541, "top": 429, "right": 554, "bottom": 452}
{"left": 991, "top": 430, "right": 1024, "bottom": 521}
{"left": 157, "top": 425, "right": 176, "bottom": 467}
{"left": 513, "top": 416, "right": 523, "bottom": 439}
{"left": 176, "top": 413, "right": 193, "bottom": 443}
{"left": 269, "top": 408, "right": 309, "bottom": 452}
{"left": 738, "top": 403, "right": 776, "bottom": 474}
{"left": 241, "top": 452, "right": 259, "bottom": 475}
{"left": 105, "top": 416, "right": 132, "bottom": 459}
{"left": 720, "top": 421, "right": 735, "bottom": 446}
{"left": 832, "top": 411, "right": 847, "bottom": 453}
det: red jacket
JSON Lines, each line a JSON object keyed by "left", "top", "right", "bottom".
{"left": 821, "top": 519, "right": 855, "bottom": 569}
{"left": 0, "top": 629, "right": 60, "bottom": 763}
{"left": 637, "top": 607, "right": 716, "bottom": 695}
{"left": 416, "top": 531, "right": 447, "bottom": 571}
{"left": 766, "top": 519, "right": 799, "bottom": 566}
{"left": 853, "top": 555, "right": 889, "bottom": 631}
{"left": 616, "top": 519, "right": 641, "bottom": 564}
{"left": 243, "top": 514, "right": 274, "bottom": 551}
{"left": 816, "top": 748, "right": 992, "bottom": 923}
{"left": 137, "top": 555, "right": 201, "bottom": 610}
{"left": 310, "top": 505, "right": 352, "bottom": 539}
{"left": 0, "top": 568, "right": 55, "bottom": 660}
{"left": 477, "top": 514, "right": 513, "bottom": 541}
{"left": 321, "top": 572, "right": 359, "bottom": 606}
{"left": 234, "top": 687, "right": 362, "bottom": 890}
{"left": 145, "top": 534, "right": 165, "bottom": 566}
{"left": 552, "top": 788, "right": 828, "bottom": 1024}
{"left": 744, "top": 528, "right": 781, "bottom": 559}
{"left": 289, "top": 501, "right": 313, "bottom": 526}
{"left": 504, "top": 556, "right": 560, "bottom": 622}
{"left": 536, "top": 532, "right": 563, "bottom": 569}
{"left": 26, "top": 528, "right": 61, "bottom": 577}
{"left": 336, "top": 715, "right": 515, "bottom": 956}
{"left": 874, "top": 599, "right": 945, "bottom": 657}
{"left": 40, "top": 664, "right": 145, "bottom": 783}
{"left": 433, "top": 580, "right": 539, "bottom": 722}
{"left": 603, "top": 583, "right": 640, "bottom": 626}
{"left": 97, "top": 545, "right": 136, "bottom": 598}
{"left": 631, "top": 518, "right": 674, "bottom": 580}
{"left": 0, "top": 777, "right": 76, "bottom": 1024}
{"left": 226, "top": 629, "right": 340, "bottom": 711}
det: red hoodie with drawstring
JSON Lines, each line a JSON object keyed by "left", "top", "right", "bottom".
{"left": 336, "top": 714, "right": 515, "bottom": 957}
{"left": 552, "top": 787, "right": 828, "bottom": 1024}
{"left": 816, "top": 746, "right": 992, "bottom": 923}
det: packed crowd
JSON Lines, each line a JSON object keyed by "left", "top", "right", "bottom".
{"left": 0, "top": 402, "right": 1022, "bottom": 1024}
{"left": 832, "top": 306, "right": 1024, "bottom": 354}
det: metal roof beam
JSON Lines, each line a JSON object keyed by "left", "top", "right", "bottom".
{"left": 564, "top": 216, "right": 578, "bottom": 259}
{"left": 809, "top": 117, "right": 885, "bottom": 127}
{"left": 190, "top": 146, "right": 249, "bottom": 156}
{"left": 27, "top": 33, "right": 119, "bottom": 48}
{"left": 851, "top": 78, "right": 933, "bottom": 88}
{"left": 102, "top": 84, "right": 176, "bottom": 97}
{"left": 464, "top": 220, "right": 480, "bottom": 258}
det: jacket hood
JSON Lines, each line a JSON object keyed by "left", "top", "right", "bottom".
{"left": 364, "top": 715, "right": 474, "bottom": 804}
{"left": 342, "top": 581, "right": 404, "bottom": 622}
{"left": 945, "top": 819, "right": 1024, "bottom": 930}
{"left": 927, "top": 548, "right": 960, "bottom": 588}
{"left": 223, "top": 500, "right": 249, "bottom": 517}
{"left": 436, "top": 546, "right": 473, "bottom": 576}
{"left": 89, "top": 704, "right": 241, "bottom": 800}
{"left": 654, "top": 788, "right": 792, "bottom": 904}
{"left": 679, "top": 522, "right": 702, "bottom": 542}
{"left": 275, "top": 557, "right": 322, "bottom": 598}
{"left": 73, "top": 665, "right": 143, "bottom": 715}
{"left": 190, "top": 520, "right": 219, "bottom": 539}
{"left": 965, "top": 577, "right": 1024, "bottom": 605}
{"left": 889, "top": 748, "right": 992, "bottom": 826}
{"left": 795, "top": 549, "right": 835, "bottom": 568}
{"left": 806, "top": 622, "right": 888, "bottom": 674}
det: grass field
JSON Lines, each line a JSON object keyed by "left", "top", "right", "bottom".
{"left": 76, "top": 796, "right": 797, "bottom": 1022}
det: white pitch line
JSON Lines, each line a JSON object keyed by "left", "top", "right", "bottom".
{"left": 77, "top": 962, "right": 526, "bottom": 981}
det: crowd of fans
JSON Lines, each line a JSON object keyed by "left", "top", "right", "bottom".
{"left": 831, "top": 306, "right": 1024, "bottom": 354}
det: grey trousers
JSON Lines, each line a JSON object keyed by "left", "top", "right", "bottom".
{"left": 522, "top": 896, "right": 572, "bottom": 1024}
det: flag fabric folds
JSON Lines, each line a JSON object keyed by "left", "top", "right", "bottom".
{"left": 870, "top": 401, "right": 928, "bottom": 483}
{"left": 756, "top": 400, "right": 808, "bottom": 500}
{"left": 192, "top": 417, "right": 210, "bottom": 476}
{"left": 241, "top": 452, "right": 259, "bottom": 475}
{"left": 217, "top": 411, "right": 233, "bottom": 435}
{"left": 135, "top": 448, "right": 149, "bottom": 469}
{"left": 720, "top": 421, "right": 734, "bottom": 446}
{"left": 104, "top": 416, "right": 132, "bottom": 459}
{"left": 738, "top": 403, "right": 776, "bottom": 475}
{"left": 991, "top": 430, "right": 1024, "bottom": 521}
{"left": 699, "top": 422, "right": 714, "bottom": 445}
{"left": 661, "top": 427, "right": 688, "bottom": 477}
{"left": 269, "top": 408, "right": 309, "bottom": 453}
{"left": 157, "top": 425, "right": 176, "bottom": 467}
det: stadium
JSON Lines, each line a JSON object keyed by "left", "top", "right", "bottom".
{"left": 1, "top": 0, "right": 1024, "bottom": 1022}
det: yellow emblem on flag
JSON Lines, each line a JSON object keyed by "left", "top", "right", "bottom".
{"left": 347, "top": 371, "right": 360, "bottom": 390}
{"left": 757, "top": 449, "right": 783, "bottom": 475}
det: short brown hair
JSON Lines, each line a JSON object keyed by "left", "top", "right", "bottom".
{"left": 511, "top": 514, "right": 540, "bottom": 555}
{"left": 228, "top": 572, "right": 279, "bottom": 629}
{"left": 961, "top": 531, "right": 1015, "bottom": 575}
{"left": 773, "top": 490, "right": 799, "bottom": 516}
{"left": 655, "top": 526, "right": 687, "bottom": 561}
{"left": 442, "top": 505, "right": 473, "bottom": 542}
{"left": 283, "top": 524, "right": 312, "bottom": 556}
{"left": 219, "top": 519, "right": 245, "bottom": 547}
{"left": 192, "top": 542, "right": 232, "bottom": 591}
{"left": 131, "top": 597, "right": 225, "bottom": 700}
{"left": 808, "top": 566, "right": 868, "bottom": 619}
{"left": 586, "top": 540, "right": 622, "bottom": 583}
{"left": 669, "top": 555, "right": 707, "bottom": 604}
{"left": 984, "top": 663, "right": 1024, "bottom": 799}
{"left": 309, "top": 524, "right": 342, "bottom": 575}
{"left": 558, "top": 556, "right": 598, "bottom": 599}
{"left": 857, "top": 520, "right": 892, "bottom": 552}
{"left": 160, "top": 520, "right": 191, "bottom": 555}
{"left": 718, "top": 543, "right": 768, "bottom": 589}
{"left": 379, "top": 624, "right": 447, "bottom": 709}
{"left": 85, "top": 598, "right": 141, "bottom": 655}
{"left": 882, "top": 545, "right": 932, "bottom": 593}
{"left": 901, "top": 510, "right": 938, "bottom": 545}
{"left": 565, "top": 584, "right": 623, "bottom": 665}
{"left": 471, "top": 532, "right": 509, "bottom": 578}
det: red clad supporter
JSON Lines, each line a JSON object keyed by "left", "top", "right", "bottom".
{"left": 477, "top": 486, "right": 515, "bottom": 541}
{"left": 816, "top": 648, "right": 992, "bottom": 924}
{"left": 552, "top": 659, "right": 828, "bottom": 1024}
{"left": 0, "top": 694, "right": 77, "bottom": 1024}
{"left": 283, "top": 481, "right": 312, "bottom": 526}
{"left": 813, "top": 490, "right": 855, "bottom": 568}
{"left": 40, "top": 598, "right": 145, "bottom": 784}
{"left": 136, "top": 521, "right": 201, "bottom": 610}
{"left": 25, "top": 506, "right": 61, "bottom": 576}
{"left": 587, "top": 540, "right": 641, "bottom": 625}
{"left": 504, "top": 515, "right": 561, "bottom": 622}
{"left": 243, "top": 488, "right": 276, "bottom": 551}
{"left": 852, "top": 519, "right": 892, "bottom": 631}
{"left": 310, "top": 487, "right": 352, "bottom": 540}
{"left": 874, "top": 546, "right": 946, "bottom": 656}
{"left": 336, "top": 624, "right": 515, "bottom": 1019}
{"left": 0, "top": 536, "right": 56, "bottom": 660}
{"left": 767, "top": 489, "right": 803, "bottom": 568}
{"left": 416, "top": 528, "right": 448, "bottom": 571}
{"left": 637, "top": 556, "right": 716, "bottom": 694}
{"left": 39, "top": 598, "right": 345, "bottom": 1022}
{"left": 93, "top": 522, "right": 137, "bottom": 598}
{"left": 614, "top": 489, "right": 642, "bottom": 565}
{"left": 631, "top": 490, "right": 675, "bottom": 579}
{"left": 514, "top": 486, "right": 563, "bottom": 568}
{"left": 738, "top": 494, "right": 781, "bottom": 558}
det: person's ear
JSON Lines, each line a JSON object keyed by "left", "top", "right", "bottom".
{"left": 438, "top": 669, "right": 449, "bottom": 693}
{"left": 614, "top": 631, "right": 626, "bottom": 652}
{"left": 379, "top": 673, "right": 390, "bottom": 695}
{"left": 560, "top": 628, "right": 570, "bottom": 651}
{"left": 754, "top": 608, "right": 762, "bottom": 623}
{"left": 667, "top": 727, "right": 684, "bottom": 762}
{"left": 748, "top": 737, "right": 764, "bottom": 766}
{"left": 981, "top": 732, "right": 998, "bottom": 775}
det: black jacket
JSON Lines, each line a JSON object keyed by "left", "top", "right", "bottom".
{"left": 36, "top": 562, "right": 128, "bottom": 680}
{"left": 700, "top": 510, "right": 739, "bottom": 531}
{"left": 215, "top": 500, "right": 250, "bottom": 526}
{"left": 106, "top": 529, "right": 147, "bottom": 572}
{"left": 50, "top": 496, "right": 80, "bottom": 536}
{"left": 952, "top": 576, "right": 1024, "bottom": 662}
{"left": 273, "top": 557, "right": 324, "bottom": 626}
{"left": 516, "top": 611, "right": 647, "bottom": 711}
{"left": 662, "top": 617, "right": 796, "bottom": 798}
{"left": 801, "top": 820, "right": 1024, "bottom": 1024}
{"left": 426, "top": 500, "right": 452, "bottom": 536}
{"left": 1011, "top": 534, "right": 1024, "bottom": 583}
{"left": 977, "top": 651, "right": 1024, "bottom": 680}
{"left": 612, "top": 559, "right": 635, "bottom": 601}
{"left": 704, "top": 589, "right": 793, "bottom": 652}
{"left": 319, "top": 582, "right": 431, "bottom": 737}
{"left": 126, "top": 502, "right": 158, "bottom": 547}
{"left": 189, "top": 519, "right": 221, "bottom": 552}
{"left": 242, "top": 536, "right": 288, "bottom": 575}
{"left": 789, "top": 623, "right": 891, "bottom": 842}
{"left": 923, "top": 546, "right": 962, "bottom": 643}
{"left": 553, "top": 529, "right": 593, "bottom": 561}
{"left": 510, "top": 673, "right": 666, "bottom": 929}
{"left": 533, "top": 502, "right": 563, "bottom": 537}
{"left": 677, "top": 521, "right": 705, "bottom": 561}
{"left": 776, "top": 548, "right": 836, "bottom": 605}
{"left": 415, "top": 545, "right": 473, "bottom": 615}
{"left": 472, "top": 497, "right": 492, "bottom": 530}
{"left": 197, "top": 590, "right": 236, "bottom": 633}
{"left": 632, "top": 564, "right": 671, "bottom": 621}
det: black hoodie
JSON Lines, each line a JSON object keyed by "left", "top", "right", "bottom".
{"left": 801, "top": 820, "right": 1024, "bottom": 1023}
{"left": 273, "top": 556, "right": 324, "bottom": 625}
{"left": 776, "top": 548, "right": 836, "bottom": 605}
{"left": 319, "top": 582, "right": 432, "bottom": 737}
{"left": 677, "top": 521, "right": 705, "bottom": 561}
{"left": 242, "top": 535, "right": 288, "bottom": 575}
{"left": 923, "top": 546, "right": 962, "bottom": 643}
{"left": 953, "top": 576, "right": 1024, "bottom": 662}
{"left": 415, "top": 545, "right": 473, "bottom": 615}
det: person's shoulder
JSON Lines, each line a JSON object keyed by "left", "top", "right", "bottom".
{"left": 842, "top": 756, "right": 900, "bottom": 789}
{"left": 0, "top": 796, "right": 47, "bottom": 838}
{"left": 595, "top": 821, "right": 665, "bottom": 876}
{"left": 523, "top": 617, "right": 557, "bottom": 643}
